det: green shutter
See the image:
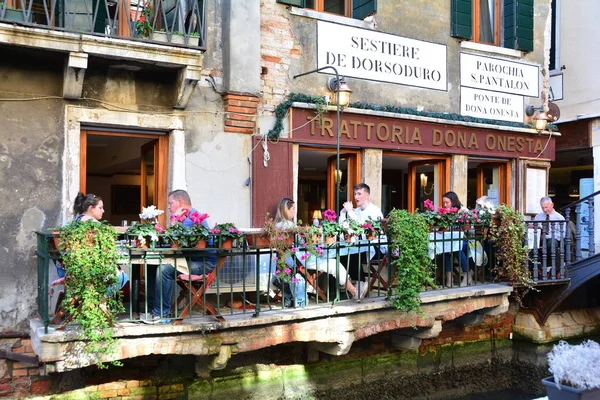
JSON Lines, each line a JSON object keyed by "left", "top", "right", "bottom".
{"left": 451, "top": 0, "right": 472, "bottom": 40}
{"left": 276, "top": 0, "right": 305, "bottom": 7}
{"left": 504, "top": 0, "right": 534, "bottom": 52}
{"left": 352, "top": 0, "right": 376, "bottom": 20}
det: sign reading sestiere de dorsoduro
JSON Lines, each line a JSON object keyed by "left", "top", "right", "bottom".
{"left": 317, "top": 21, "right": 447, "bottom": 91}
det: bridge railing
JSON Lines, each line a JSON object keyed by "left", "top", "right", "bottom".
{"left": 562, "top": 189, "right": 600, "bottom": 263}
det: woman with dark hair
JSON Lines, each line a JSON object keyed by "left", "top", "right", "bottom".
{"left": 73, "top": 192, "right": 104, "bottom": 222}
{"left": 441, "top": 191, "right": 470, "bottom": 287}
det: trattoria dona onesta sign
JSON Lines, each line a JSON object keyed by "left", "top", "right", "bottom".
{"left": 290, "top": 108, "right": 554, "bottom": 160}
{"left": 317, "top": 21, "right": 447, "bottom": 91}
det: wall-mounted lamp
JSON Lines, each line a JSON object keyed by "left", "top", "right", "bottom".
{"left": 335, "top": 169, "right": 343, "bottom": 184}
{"left": 525, "top": 102, "right": 561, "bottom": 133}
{"left": 548, "top": 186, "right": 556, "bottom": 197}
{"left": 327, "top": 76, "right": 352, "bottom": 107}
{"left": 568, "top": 186, "right": 580, "bottom": 198}
{"left": 420, "top": 173, "right": 434, "bottom": 195}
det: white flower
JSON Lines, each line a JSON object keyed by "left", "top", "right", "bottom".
{"left": 139, "top": 205, "right": 164, "bottom": 220}
{"left": 149, "top": 232, "right": 159, "bottom": 242}
{"left": 548, "top": 340, "right": 600, "bottom": 390}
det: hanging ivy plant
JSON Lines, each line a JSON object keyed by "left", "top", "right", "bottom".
{"left": 488, "top": 205, "right": 535, "bottom": 302}
{"left": 386, "top": 209, "right": 435, "bottom": 314}
{"left": 58, "top": 220, "right": 124, "bottom": 368}
{"left": 266, "top": 93, "right": 557, "bottom": 139}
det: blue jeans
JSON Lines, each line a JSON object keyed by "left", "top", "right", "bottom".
{"left": 152, "top": 260, "right": 216, "bottom": 317}
{"left": 444, "top": 241, "right": 469, "bottom": 273}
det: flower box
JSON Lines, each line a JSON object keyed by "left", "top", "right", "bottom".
{"left": 150, "top": 31, "right": 200, "bottom": 46}
{"left": 542, "top": 376, "right": 600, "bottom": 400}
{"left": 245, "top": 233, "right": 271, "bottom": 249}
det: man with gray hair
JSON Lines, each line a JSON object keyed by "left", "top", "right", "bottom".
{"left": 534, "top": 196, "right": 565, "bottom": 276}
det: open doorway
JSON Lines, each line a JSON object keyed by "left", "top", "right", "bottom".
{"left": 297, "top": 147, "right": 360, "bottom": 223}
{"left": 80, "top": 130, "right": 168, "bottom": 226}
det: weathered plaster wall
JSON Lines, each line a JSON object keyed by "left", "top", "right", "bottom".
{"left": 0, "top": 50, "right": 64, "bottom": 332}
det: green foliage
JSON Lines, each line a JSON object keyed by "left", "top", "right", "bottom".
{"left": 58, "top": 220, "right": 124, "bottom": 368}
{"left": 386, "top": 209, "right": 435, "bottom": 314}
{"left": 266, "top": 93, "right": 557, "bottom": 140}
{"left": 488, "top": 205, "right": 534, "bottom": 298}
{"left": 163, "top": 222, "right": 200, "bottom": 248}
{"left": 210, "top": 222, "right": 244, "bottom": 241}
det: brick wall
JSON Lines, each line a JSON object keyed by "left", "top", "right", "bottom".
{"left": 259, "top": 0, "right": 302, "bottom": 113}
{"left": 223, "top": 93, "right": 260, "bottom": 134}
{"left": 0, "top": 338, "right": 51, "bottom": 398}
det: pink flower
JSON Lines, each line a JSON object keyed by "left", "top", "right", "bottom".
{"left": 291, "top": 247, "right": 298, "bottom": 252}
{"left": 284, "top": 268, "right": 291, "bottom": 275}
{"left": 291, "top": 277, "right": 299, "bottom": 283}
{"left": 210, "top": 228, "right": 221, "bottom": 234}
{"left": 277, "top": 236, "right": 284, "bottom": 241}
{"left": 323, "top": 209, "right": 337, "bottom": 222}
{"left": 275, "top": 270, "right": 280, "bottom": 275}
{"left": 424, "top": 199, "right": 435, "bottom": 211}
{"left": 154, "top": 224, "right": 164, "bottom": 233}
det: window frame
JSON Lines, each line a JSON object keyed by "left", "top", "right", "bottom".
{"left": 306, "top": 0, "right": 352, "bottom": 18}
{"left": 473, "top": 0, "right": 501, "bottom": 47}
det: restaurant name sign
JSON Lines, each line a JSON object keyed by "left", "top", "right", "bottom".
{"left": 317, "top": 21, "right": 447, "bottom": 91}
{"left": 291, "top": 108, "right": 554, "bottom": 160}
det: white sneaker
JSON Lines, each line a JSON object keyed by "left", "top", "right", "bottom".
{"left": 355, "top": 281, "right": 369, "bottom": 301}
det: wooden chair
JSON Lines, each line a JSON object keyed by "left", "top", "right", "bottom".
{"left": 173, "top": 257, "right": 228, "bottom": 325}
{"left": 367, "top": 255, "right": 391, "bottom": 292}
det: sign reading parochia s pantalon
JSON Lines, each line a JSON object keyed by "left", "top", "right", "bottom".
{"left": 317, "top": 21, "right": 447, "bottom": 91}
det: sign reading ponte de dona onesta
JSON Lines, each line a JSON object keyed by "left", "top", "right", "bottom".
{"left": 460, "top": 53, "right": 540, "bottom": 123}
{"left": 317, "top": 21, "right": 447, "bottom": 91}
{"left": 290, "top": 108, "right": 554, "bottom": 160}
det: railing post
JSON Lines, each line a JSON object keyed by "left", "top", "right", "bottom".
{"left": 575, "top": 204, "right": 582, "bottom": 262}
{"left": 564, "top": 207, "right": 572, "bottom": 268}
{"left": 589, "top": 198, "right": 595, "bottom": 256}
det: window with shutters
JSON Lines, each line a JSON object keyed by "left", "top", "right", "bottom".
{"left": 451, "top": 0, "right": 534, "bottom": 52}
{"left": 277, "top": 0, "right": 376, "bottom": 20}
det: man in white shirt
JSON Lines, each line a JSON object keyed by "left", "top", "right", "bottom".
{"left": 534, "top": 196, "right": 566, "bottom": 274}
{"left": 339, "top": 183, "right": 386, "bottom": 283}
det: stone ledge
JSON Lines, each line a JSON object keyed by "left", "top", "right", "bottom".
{"left": 30, "top": 284, "right": 512, "bottom": 372}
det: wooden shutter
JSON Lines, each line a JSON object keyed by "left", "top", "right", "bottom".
{"left": 251, "top": 138, "right": 294, "bottom": 228}
{"left": 451, "top": 0, "right": 472, "bottom": 40}
{"left": 352, "top": 0, "right": 376, "bottom": 20}
{"left": 504, "top": 0, "right": 534, "bottom": 52}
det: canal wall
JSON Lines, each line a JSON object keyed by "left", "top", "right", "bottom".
{"left": 1, "top": 312, "right": 552, "bottom": 399}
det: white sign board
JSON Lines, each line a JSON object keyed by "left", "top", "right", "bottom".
{"left": 461, "top": 87, "right": 523, "bottom": 122}
{"left": 549, "top": 74, "right": 564, "bottom": 101}
{"left": 460, "top": 53, "right": 540, "bottom": 97}
{"left": 317, "top": 21, "right": 447, "bottom": 91}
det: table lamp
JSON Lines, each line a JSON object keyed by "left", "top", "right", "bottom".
{"left": 312, "top": 210, "right": 323, "bottom": 226}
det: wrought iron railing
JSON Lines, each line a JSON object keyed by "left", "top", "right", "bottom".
{"left": 562, "top": 189, "right": 600, "bottom": 263}
{"left": 36, "top": 224, "right": 573, "bottom": 330}
{"left": 0, "top": 0, "right": 206, "bottom": 49}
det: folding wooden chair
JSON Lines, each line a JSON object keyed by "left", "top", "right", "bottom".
{"left": 368, "top": 255, "right": 393, "bottom": 292}
{"left": 173, "top": 256, "right": 228, "bottom": 324}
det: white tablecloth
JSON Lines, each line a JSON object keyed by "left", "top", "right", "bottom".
{"left": 428, "top": 231, "right": 464, "bottom": 259}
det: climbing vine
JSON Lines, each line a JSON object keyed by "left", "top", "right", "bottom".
{"left": 266, "top": 93, "right": 557, "bottom": 139}
{"left": 488, "top": 205, "right": 535, "bottom": 302}
{"left": 386, "top": 209, "right": 435, "bottom": 314}
{"left": 59, "top": 220, "right": 124, "bottom": 368}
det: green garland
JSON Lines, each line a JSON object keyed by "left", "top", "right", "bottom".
{"left": 267, "top": 92, "right": 557, "bottom": 139}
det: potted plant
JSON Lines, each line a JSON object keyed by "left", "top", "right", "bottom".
{"left": 340, "top": 218, "right": 364, "bottom": 243}
{"left": 125, "top": 205, "right": 164, "bottom": 248}
{"left": 134, "top": 1, "right": 154, "bottom": 38}
{"left": 165, "top": 210, "right": 210, "bottom": 248}
{"left": 321, "top": 209, "right": 343, "bottom": 244}
{"left": 300, "top": 224, "right": 322, "bottom": 245}
{"left": 362, "top": 218, "right": 383, "bottom": 240}
{"left": 57, "top": 219, "right": 124, "bottom": 368}
{"left": 542, "top": 340, "right": 600, "bottom": 399}
{"left": 210, "top": 222, "right": 244, "bottom": 249}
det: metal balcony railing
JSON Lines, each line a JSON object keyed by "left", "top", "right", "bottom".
{"left": 0, "top": 0, "right": 206, "bottom": 49}
{"left": 36, "top": 223, "right": 574, "bottom": 331}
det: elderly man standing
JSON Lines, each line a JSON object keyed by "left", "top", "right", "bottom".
{"left": 146, "top": 189, "right": 217, "bottom": 323}
{"left": 534, "top": 196, "right": 565, "bottom": 276}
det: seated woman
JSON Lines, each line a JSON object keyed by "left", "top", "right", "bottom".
{"left": 441, "top": 191, "right": 470, "bottom": 287}
{"left": 271, "top": 198, "right": 306, "bottom": 307}
{"left": 72, "top": 192, "right": 129, "bottom": 295}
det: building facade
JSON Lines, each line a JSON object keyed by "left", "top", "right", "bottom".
{"left": 0, "top": 0, "right": 552, "bottom": 332}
